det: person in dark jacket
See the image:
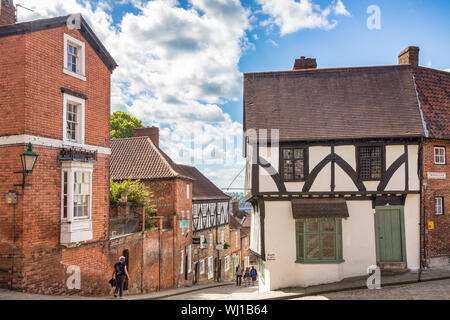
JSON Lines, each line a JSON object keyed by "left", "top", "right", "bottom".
{"left": 250, "top": 266, "right": 257, "bottom": 286}
{"left": 235, "top": 264, "right": 242, "bottom": 286}
{"left": 112, "top": 256, "right": 130, "bottom": 298}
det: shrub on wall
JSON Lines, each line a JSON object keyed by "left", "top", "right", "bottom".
{"left": 110, "top": 178, "right": 157, "bottom": 229}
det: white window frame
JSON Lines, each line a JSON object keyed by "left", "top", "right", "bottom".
{"left": 180, "top": 250, "right": 184, "bottom": 275}
{"left": 434, "top": 147, "right": 446, "bottom": 164}
{"left": 200, "top": 235, "right": 205, "bottom": 249}
{"left": 186, "top": 210, "right": 190, "bottom": 233}
{"left": 63, "top": 34, "right": 86, "bottom": 81}
{"left": 200, "top": 259, "right": 205, "bottom": 274}
{"left": 187, "top": 183, "right": 190, "bottom": 199}
{"left": 187, "top": 245, "right": 192, "bottom": 273}
{"left": 63, "top": 93, "right": 85, "bottom": 146}
{"left": 435, "top": 197, "right": 444, "bottom": 215}
{"left": 221, "top": 229, "right": 225, "bottom": 244}
{"left": 224, "top": 255, "right": 230, "bottom": 271}
{"left": 235, "top": 231, "right": 238, "bottom": 248}
{"left": 209, "top": 232, "right": 213, "bottom": 247}
{"left": 207, "top": 256, "right": 213, "bottom": 279}
{"left": 61, "top": 162, "right": 93, "bottom": 222}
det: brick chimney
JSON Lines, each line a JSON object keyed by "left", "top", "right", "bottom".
{"left": 134, "top": 126, "right": 159, "bottom": 148}
{"left": 0, "top": 0, "right": 16, "bottom": 26}
{"left": 398, "top": 46, "right": 420, "bottom": 67}
{"left": 232, "top": 197, "right": 239, "bottom": 215}
{"left": 293, "top": 56, "right": 317, "bottom": 70}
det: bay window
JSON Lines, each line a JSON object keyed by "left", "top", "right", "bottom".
{"left": 60, "top": 162, "right": 93, "bottom": 244}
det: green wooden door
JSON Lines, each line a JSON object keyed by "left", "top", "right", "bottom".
{"left": 374, "top": 207, "right": 406, "bottom": 263}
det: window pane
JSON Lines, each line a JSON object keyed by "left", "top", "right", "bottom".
{"left": 306, "top": 235, "right": 320, "bottom": 259}
{"left": 296, "top": 221, "right": 304, "bottom": 234}
{"left": 371, "top": 158, "right": 382, "bottom": 179}
{"left": 294, "top": 149, "right": 304, "bottom": 159}
{"left": 360, "top": 147, "right": 382, "bottom": 179}
{"left": 321, "top": 220, "right": 335, "bottom": 232}
{"left": 283, "top": 149, "right": 292, "bottom": 159}
{"left": 297, "top": 235, "right": 304, "bottom": 260}
{"left": 360, "top": 158, "right": 371, "bottom": 179}
{"left": 306, "top": 220, "right": 319, "bottom": 233}
{"left": 294, "top": 159, "right": 304, "bottom": 179}
{"left": 283, "top": 160, "right": 294, "bottom": 180}
{"left": 322, "top": 234, "right": 336, "bottom": 259}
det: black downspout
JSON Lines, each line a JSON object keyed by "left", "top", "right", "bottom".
{"left": 418, "top": 139, "right": 426, "bottom": 282}
{"left": 10, "top": 203, "right": 16, "bottom": 290}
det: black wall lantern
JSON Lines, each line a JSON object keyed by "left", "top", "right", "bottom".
{"left": 14, "top": 143, "right": 38, "bottom": 189}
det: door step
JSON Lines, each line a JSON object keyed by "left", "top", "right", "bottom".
{"left": 379, "top": 262, "right": 407, "bottom": 270}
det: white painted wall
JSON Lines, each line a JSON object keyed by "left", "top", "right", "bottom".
{"left": 335, "top": 146, "right": 356, "bottom": 170}
{"left": 386, "top": 145, "right": 405, "bottom": 168}
{"left": 260, "top": 196, "right": 420, "bottom": 291}
{"left": 408, "top": 145, "right": 420, "bottom": 191}
{"left": 309, "top": 146, "right": 331, "bottom": 172}
{"left": 385, "top": 163, "right": 406, "bottom": 191}
{"left": 335, "top": 166, "right": 358, "bottom": 192}
{"left": 310, "top": 163, "right": 331, "bottom": 192}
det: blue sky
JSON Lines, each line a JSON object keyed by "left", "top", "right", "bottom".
{"left": 17, "top": 0, "right": 450, "bottom": 190}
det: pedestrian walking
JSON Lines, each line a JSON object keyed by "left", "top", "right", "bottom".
{"left": 250, "top": 266, "right": 257, "bottom": 286}
{"left": 112, "top": 256, "right": 130, "bottom": 298}
{"left": 235, "top": 264, "right": 242, "bottom": 286}
{"left": 244, "top": 267, "right": 251, "bottom": 287}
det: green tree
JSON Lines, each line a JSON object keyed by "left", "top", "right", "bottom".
{"left": 110, "top": 111, "right": 143, "bottom": 139}
{"left": 110, "top": 178, "right": 157, "bottom": 229}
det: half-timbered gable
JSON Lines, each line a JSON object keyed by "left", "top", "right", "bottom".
{"left": 243, "top": 49, "right": 447, "bottom": 292}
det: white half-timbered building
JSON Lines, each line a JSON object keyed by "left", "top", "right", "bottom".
{"left": 244, "top": 52, "right": 433, "bottom": 292}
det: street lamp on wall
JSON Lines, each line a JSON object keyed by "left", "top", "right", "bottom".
{"left": 14, "top": 143, "right": 38, "bottom": 189}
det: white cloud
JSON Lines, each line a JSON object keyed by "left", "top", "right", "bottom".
{"left": 267, "top": 39, "right": 278, "bottom": 46}
{"left": 333, "top": 0, "right": 350, "bottom": 16}
{"left": 444, "top": 69, "right": 450, "bottom": 73}
{"left": 257, "top": 0, "right": 350, "bottom": 35}
{"left": 17, "top": 0, "right": 250, "bottom": 188}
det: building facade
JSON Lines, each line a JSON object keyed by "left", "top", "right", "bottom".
{"left": 244, "top": 47, "right": 448, "bottom": 292}
{"left": 177, "top": 165, "right": 233, "bottom": 284}
{"left": 0, "top": 9, "right": 118, "bottom": 294}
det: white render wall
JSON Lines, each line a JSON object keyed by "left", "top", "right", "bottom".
{"left": 260, "top": 195, "right": 420, "bottom": 291}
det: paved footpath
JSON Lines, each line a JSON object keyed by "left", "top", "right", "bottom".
{"left": 293, "top": 279, "right": 450, "bottom": 300}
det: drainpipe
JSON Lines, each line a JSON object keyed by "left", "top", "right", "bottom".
{"left": 10, "top": 202, "right": 16, "bottom": 290}
{"left": 418, "top": 139, "right": 427, "bottom": 282}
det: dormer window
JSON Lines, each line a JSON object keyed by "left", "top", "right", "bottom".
{"left": 63, "top": 34, "right": 86, "bottom": 81}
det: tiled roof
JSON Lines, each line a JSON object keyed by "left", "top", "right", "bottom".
{"left": 110, "top": 136, "right": 192, "bottom": 181}
{"left": 229, "top": 214, "right": 242, "bottom": 231}
{"left": 177, "top": 165, "right": 230, "bottom": 201}
{"left": 244, "top": 65, "right": 426, "bottom": 142}
{"left": 412, "top": 67, "right": 450, "bottom": 140}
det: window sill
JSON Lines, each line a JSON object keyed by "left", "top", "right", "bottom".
{"left": 295, "top": 259, "right": 345, "bottom": 265}
{"left": 63, "top": 68, "right": 86, "bottom": 81}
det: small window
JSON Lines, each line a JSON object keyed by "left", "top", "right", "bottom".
{"left": 187, "top": 245, "right": 192, "bottom": 273}
{"left": 434, "top": 147, "right": 446, "bottom": 165}
{"left": 221, "top": 229, "right": 225, "bottom": 244}
{"left": 63, "top": 34, "right": 86, "bottom": 80}
{"left": 63, "top": 94, "right": 85, "bottom": 145}
{"left": 296, "top": 218, "right": 343, "bottom": 263}
{"left": 435, "top": 197, "right": 444, "bottom": 215}
{"left": 224, "top": 255, "right": 230, "bottom": 271}
{"left": 281, "top": 148, "right": 306, "bottom": 181}
{"left": 235, "top": 231, "right": 238, "bottom": 248}
{"left": 200, "top": 235, "right": 205, "bottom": 249}
{"left": 200, "top": 259, "right": 205, "bottom": 274}
{"left": 207, "top": 256, "right": 213, "bottom": 279}
{"left": 359, "top": 146, "right": 383, "bottom": 180}
{"left": 187, "top": 184, "right": 190, "bottom": 199}
{"left": 209, "top": 233, "right": 213, "bottom": 247}
{"left": 181, "top": 211, "right": 185, "bottom": 235}
{"left": 244, "top": 238, "right": 248, "bottom": 250}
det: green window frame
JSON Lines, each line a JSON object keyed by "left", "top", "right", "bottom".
{"left": 295, "top": 218, "right": 343, "bottom": 264}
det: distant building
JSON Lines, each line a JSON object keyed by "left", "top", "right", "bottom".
{"left": 177, "top": 165, "right": 232, "bottom": 284}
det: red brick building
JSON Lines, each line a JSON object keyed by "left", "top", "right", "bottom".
{"left": 111, "top": 127, "right": 194, "bottom": 288}
{"left": 0, "top": 7, "right": 118, "bottom": 294}
{"left": 410, "top": 62, "right": 450, "bottom": 268}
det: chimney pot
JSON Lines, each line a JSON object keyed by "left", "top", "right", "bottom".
{"left": 0, "top": 0, "right": 16, "bottom": 26}
{"left": 293, "top": 56, "right": 317, "bottom": 70}
{"left": 398, "top": 46, "right": 420, "bottom": 67}
{"left": 133, "top": 126, "right": 160, "bottom": 148}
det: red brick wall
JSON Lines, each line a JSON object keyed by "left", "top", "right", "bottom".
{"left": 422, "top": 139, "right": 450, "bottom": 261}
{"left": 0, "top": 34, "right": 25, "bottom": 136}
